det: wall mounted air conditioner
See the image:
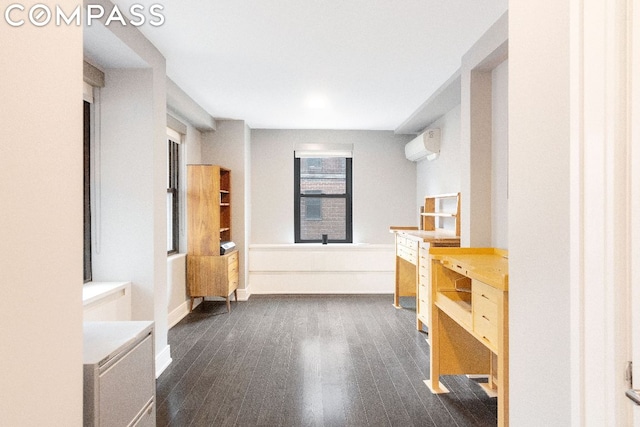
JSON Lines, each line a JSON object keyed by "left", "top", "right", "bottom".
{"left": 405, "top": 128, "right": 441, "bottom": 161}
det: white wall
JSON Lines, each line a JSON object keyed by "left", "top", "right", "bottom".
{"left": 460, "top": 14, "right": 508, "bottom": 247}
{"left": 0, "top": 8, "right": 83, "bottom": 425}
{"left": 94, "top": 69, "right": 156, "bottom": 312}
{"left": 167, "top": 115, "right": 203, "bottom": 320}
{"left": 492, "top": 60, "right": 509, "bottom": 249}
{"left": 416, "top": 32, "right": 508, "bottom": 247}
{"left": 251, "top": 130, "right": 415, "bottom": 244}
{"left": 87, "top": 12, "right": 171, "bottom": 374}
{"left": 93, "top": 66, "right": 171, "bottom": 371}
{"left": 202, "top": 120, "right": 250, "bottom": 292}
{"left": 509, "top": 2, "right": 571, "bottom": 425}
{"left": 416, "top": 105, "right": 461, "bottom": 229}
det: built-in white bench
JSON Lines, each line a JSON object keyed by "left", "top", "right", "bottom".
{"left": 248, "top": 244, "right": 395, "bottom": 294}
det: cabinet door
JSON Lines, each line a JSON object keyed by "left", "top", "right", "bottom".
{"left": 187, "top": 165, "right": 222, "bottom": 255}
{"left": 99, "top": 335, "right": 154, "bottom": 426}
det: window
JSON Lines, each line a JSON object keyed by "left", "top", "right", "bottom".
{"left": 167, "top": 136, "right": 180, "bottom": 254}
{"left": 294, "top": 156, "right": 352, "bottom": 243}
{"left": 305, "top": 190, "right": 322, "bottom": 220}
{"left": 83, "top": 100, "right": 92, "bottom": 282}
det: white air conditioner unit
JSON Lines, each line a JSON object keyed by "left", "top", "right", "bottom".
{"left": 405, "top": 128, "right": 440, "bottom": 162}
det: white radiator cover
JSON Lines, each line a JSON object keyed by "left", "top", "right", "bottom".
{"left": 83, "top": 282, "right": 132, "bottom": 321}
{"left": 248, "top": 244, "right": 394, "bottom": 294}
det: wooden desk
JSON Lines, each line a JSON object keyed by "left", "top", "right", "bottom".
{"left": 390, "top": 228, "right": 459, "bottom": 331}
{"left": 427, "top": 247, "right": 509, "bottom": 427}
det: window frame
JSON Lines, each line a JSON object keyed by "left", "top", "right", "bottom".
{"left": 294, "top": 156, "right": 353, "bottom": 243}
{"left": 167, "top": 137, "right": 180, "bottom": 255}
{"left": 83, "top": 100, "right": 92, "bottom": 282}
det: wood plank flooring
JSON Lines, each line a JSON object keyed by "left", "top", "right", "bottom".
{"left": 156, "top": 295, "right": 497, "bottom": 426}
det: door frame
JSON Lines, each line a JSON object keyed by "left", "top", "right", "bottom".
{"left": 629, "top": 0, "right": 640, "bottom": 424}
{"left": 569, "top": 0, "right": 636, "bottom": 424}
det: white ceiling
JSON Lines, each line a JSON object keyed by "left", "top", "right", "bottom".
{"left": 108, "top": 0, "right": 507, "bottom": 131}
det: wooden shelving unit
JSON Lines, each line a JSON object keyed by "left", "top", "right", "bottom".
{"left": 187, "top": 165, "right": 238, "bottom": 312}
{"left": 219, "top": 168, "right": 231, "bottom": 244}
{"left": 421, "top": 193, "right": 460, "bottom": 236}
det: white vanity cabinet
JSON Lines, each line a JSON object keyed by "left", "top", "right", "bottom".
{"left": 83, "top": 321, "right": 155, "bottom": 426}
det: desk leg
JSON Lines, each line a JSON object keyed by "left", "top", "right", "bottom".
{"left": 393, "top": 256, "right": 401, "bottom": 308}
{"left": 497, "top": 295, "right": 509, "bottom": 427}
{"left": 416, "top": 266, "right": 423, "bottom": 331}
{"left": 426, "top": 307, "right": 449, "bottom": 394}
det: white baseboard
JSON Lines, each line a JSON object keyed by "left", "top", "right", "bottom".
{"left": 168, "top": 300, "right": 192, "bottom": 329}
{"left": 155, "top": 345, "right": 172, "bottom": 378}
{"left": 167, "top": 292, "right": 251, "bottom": 330}
{"left": 236, "top": 287, "right": 250, "bottom": 300}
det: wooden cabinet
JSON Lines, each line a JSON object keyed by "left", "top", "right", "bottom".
{"left": 390, "top": 192, "right": 462, "bottom": 328}
{"left": 390, "top": 229, "right": 459, "bottom": 330}
{"left": 472, "top": 279, "right": 501, "bottom": 352}
{"left": 187, "top": 251, "right": 239, "bottom": 312}
{"left": 427, "top": 247, "right": 509, "bottom": 426}
{"left": 396, "top": 235, "right": 418, "bottom": 264}
{"left": 187, "top": 165, "right": 238, "bottom": 312}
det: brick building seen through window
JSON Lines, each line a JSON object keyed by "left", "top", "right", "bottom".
{"left": 295, "top": 156, "right": 352, "bottom": 243}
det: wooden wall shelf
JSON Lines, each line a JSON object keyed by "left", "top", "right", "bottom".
{"left": 421, "top": 193, "right": 460, "bottom": 236}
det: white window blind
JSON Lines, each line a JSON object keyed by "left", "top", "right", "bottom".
{"left": 294, "top": 143, "right": 353, "bottom": 158}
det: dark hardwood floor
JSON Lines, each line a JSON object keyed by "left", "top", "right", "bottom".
{"left": 156, "top": 295, "right": 497, "bottom": 426}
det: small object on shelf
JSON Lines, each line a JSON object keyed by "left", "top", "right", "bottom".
{"left": 220, "top": 240, "right": 236, "bottom": 255}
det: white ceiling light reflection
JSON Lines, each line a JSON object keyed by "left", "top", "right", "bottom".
{"left": 306, "top": 94, "right": 329, "bottom": 109}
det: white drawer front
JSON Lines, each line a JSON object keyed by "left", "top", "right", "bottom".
{"left": 132, "top": 400, "right": 155, "bottom": 427}
{"left": 99, "top": 335, "right": 154, "bottom": 427}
